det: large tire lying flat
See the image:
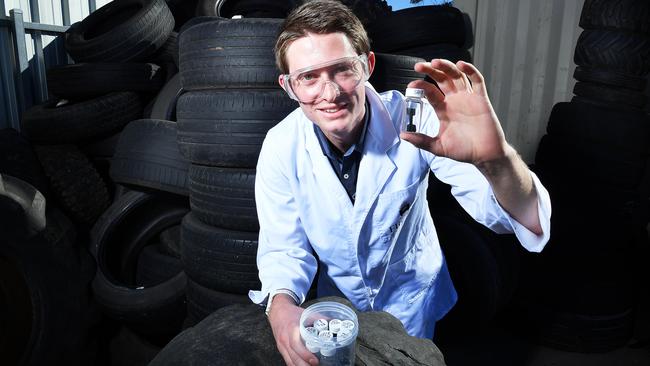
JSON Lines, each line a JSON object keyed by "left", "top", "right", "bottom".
{"left": 198, "top": 0, "right": 300, "bottom": 18}
{"left": 34, "top": 145, "right": 110, "bottom": 226}
{"left": 176, "top": 89, "right": 296, "bottom": 167}
{"left": 64, "top": 0, "right": 174, "bottom": 62}
{"left": 574, "top": 29, "right": 650, "bottom": 76}
{"left": 573, "top": 81, "right": 647, "bottom": 109}
{"left": 181, "top": 212, "right": 260, "bottom": 294}
{"left": 178, "top": 18, "right": 281, "bottom": 90}
{"left": 579, "top": 0, "right": 650, "bottom": 35}
{"left": 21, "top": 92, "right": 143, "bottom": 144}
{"left": 110, "top": 119, "right": 189, "bottom": 196}
{"left": 46, "top": 63, "right": 165, "bottom": 99}
{"left": 185, "top": 279, "right": 250, "bottom": 325}
{"left": 189, "top": 165, "right": 257, "bottom": 231}
{"left": 369, "top": 53, "right": 426, "bottom": 94}
{"left": 148, "top": 73, "right": 182, "bottom": 121}
{"left": 395, "top": 43, "right": 472, "bottom": 64}
{"left": 368, "top": 6, "right": 468, "bottom": 53}
{"left": 573, "top": 66, "right": 647, "bottom": 91}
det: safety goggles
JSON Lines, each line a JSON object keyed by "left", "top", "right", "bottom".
{"left": 281, "top": 54, "right": 369, "bottom": 104}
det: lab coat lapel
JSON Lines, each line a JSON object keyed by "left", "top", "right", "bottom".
{"left": 353, "top": 85, "right": 400, "bottom": 223}
{"left": 303, "top": 115, "right": 355, "bottom": 215}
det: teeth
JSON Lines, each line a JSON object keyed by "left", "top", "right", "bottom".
{"left": 324, "top": 108, "right": 339, "bottom": 113}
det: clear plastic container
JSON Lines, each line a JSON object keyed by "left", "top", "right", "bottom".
{"left": 403, "top": 87, "right": 424, "bottom": 133}
{"left": 300, "top": 301, "right": 358, "bottom": 366}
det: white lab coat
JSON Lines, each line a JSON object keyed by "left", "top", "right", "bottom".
{"left": 249, "top": 83, "right": 551, "bottom": 338}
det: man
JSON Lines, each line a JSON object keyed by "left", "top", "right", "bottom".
{"left": 248, "top": 1, "right": 551, "bottom": 365}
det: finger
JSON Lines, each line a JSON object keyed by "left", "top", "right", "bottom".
{"left": 413, "top": 62, "right": 457, "bottom": 95}
{"left": 277, "top": 344, "right": 296, "bottom": 366}
{"left": 291, "top": 332, "right": 319, "bottom": 365}
{"left": 431, "top": 58, "right": 471, "bottom": 92}
{"left": 407, "top": 79, "right": 445, "bottom": 107}
{"left": 457, "top": 61, "right": 486, "bottom": 95}
{"left": 287, "top": 347, "right": 312, "bottom": 366}
{"left": 400, "top": 131, "right": 443, "bottom": 156}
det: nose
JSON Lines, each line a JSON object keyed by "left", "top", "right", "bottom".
{"left": 319, "top": 80, "right": 341, "bottom": 101}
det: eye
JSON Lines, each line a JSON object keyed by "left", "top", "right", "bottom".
{"left": 298, "top": 72, "right": 318, "bottom": 85}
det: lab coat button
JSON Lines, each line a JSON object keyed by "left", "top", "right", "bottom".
{"left": 343, "top": 173, "right": 349, "bottom": 179}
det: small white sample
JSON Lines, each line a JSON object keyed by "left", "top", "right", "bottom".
{"left": 328, "top": 319, "right": 342, "bottom": 333}
{"left": 314, "top": 319, "right": 329, "bottom": 332}
{"left": 305, "top": 340, "right": 320, "bottom": 353}
{"left": 318, "top": 330, "right": 334, "bottom": 341}
{"left": 340, "top": 320, "right": 355, "bottom": 332}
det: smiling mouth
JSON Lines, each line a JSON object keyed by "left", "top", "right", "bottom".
{"left": 319, "top": 103, "right": 346, "bottom": 113}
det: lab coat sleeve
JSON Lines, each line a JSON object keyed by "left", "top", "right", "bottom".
{"left": 248, "top": 135, "right": 318, "bottom": 306}
{"left": 418, "top": 101, "right": 551, "bottom": 252}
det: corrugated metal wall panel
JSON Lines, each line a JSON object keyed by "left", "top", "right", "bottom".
{"left": 454, "top": 0, "right": 584, "bottom": 163}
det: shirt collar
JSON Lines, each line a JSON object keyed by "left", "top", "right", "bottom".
{"left": 313, "top": 100, "right": 370, "bottom": 159}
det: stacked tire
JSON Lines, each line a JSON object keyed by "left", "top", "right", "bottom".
{"left": 176, "top": 17, "right": 296, "bottom": 325}
{"left": 15, "top": 0, "right": 197, "bottom": 364}
{"left": 509, "top": 0, "right": 650, "bottom": 353}
{"left": 368, "top": 4, "right": 473, "bottom": 63}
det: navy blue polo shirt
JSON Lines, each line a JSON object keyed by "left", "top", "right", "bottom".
{"left": 313, "top": 102, "right": 370, "bottom": 204}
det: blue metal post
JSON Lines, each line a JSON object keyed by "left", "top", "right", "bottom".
{"left": 29, "top": 0, "right": 48, "bottom": 103}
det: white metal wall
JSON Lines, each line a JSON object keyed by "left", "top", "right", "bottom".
{"left": 455, "top": 0, "right": 585, "bottom": 163}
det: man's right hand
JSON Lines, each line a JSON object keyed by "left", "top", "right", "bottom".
{"left": 268, "top": 294, "right": 319, "bottom": 366}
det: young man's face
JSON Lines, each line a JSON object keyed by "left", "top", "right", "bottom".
{"left": 280, "top": 32, "right": 374, "bottom": 143}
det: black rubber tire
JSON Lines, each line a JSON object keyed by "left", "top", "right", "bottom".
{"left": 369, "top": 53, "right": 426, "bottom": 94}
{"left": 0, "top": 208, "right": 84, "bottom": 366}
{"left": 545, "top": 100, "right": 650, "bottom": 155}
{"left": 185, "top": 278, "right": 250, "bottom": 325}
{"left": 159, "top": 224, "right": 182, "bottom": 258}
{"left": 394, "top": 43, "right": 473, "bottom": 64}
{"left": 0, "top": 128, "right": 49, "bottom": 197}
{"left": 150, "top": 32, "right": 179, "bottom": 67}
{"left": 180, "top": 212, "right": 260, "bottom": 294}
{"left": 165, "top": 0, "right": 200, "bottom": 31}
{"left": 64, "top": 0, "right": 175, "bottom": 62}
{"left": 136, "top": 243, "right": 184, "bottom": 287}
{"left": 573, "top": 81, "right": 647, "bottom": 109}
{"left": 338, "top": 0, "right": 393, "bottom": 27}
{"left": 110, "top": 119, "right": 189, "bottom": 196}
{"left": 46, "top": 63, "right": 165, "bottom": 99}
{"left": 178, "top": 18, "right": 282, "bottom": 90}
{"left": 148, "top": 73, "right": 182, "bottom": 121}
{"left": 78, "top": 131, "right": 123, "bottom": 159}
{"left": 178, "top": 15, "right": 226, "bottom": 35}
{"left": 198, "top": 0, "right": 300, "bottom": 18}
{"left": 21, "top": 92, "right": 143, "bottom": 144}
{"left": 580, "top": 0, "right": 650, "bottom": 35}
{"left": 368, "top": 6, "right": 468, "bottom": 53}
{"left": 34, "top": 145, "right": 110, "bottom": 226}
{"left": 573, "top": 66, "right": 647, "bottom": 91}
{"left": 176, "top": 89, "right": 296, "bottom": 167}
{"left": 149, "top": 304, "right": 284, "bottom": 366}
{"left": 574, "top": 29, "right": 650, "bottom": 76}
{"left": 534, "top": 134, "right": 645, "bottom": 191}
{"left": 189, "top": 164, "right": 257, "bottom": 231}
{"left": 90, "top": 190, "right": 189, "bottom": 337}
{"left": 0, "top": 174, "right": 46, "bottom": 240}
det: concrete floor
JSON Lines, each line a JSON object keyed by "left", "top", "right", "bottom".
{"left": 437, "top": 324, "right": 650, "bottom": 366}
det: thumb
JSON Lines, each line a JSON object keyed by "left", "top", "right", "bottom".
{"left": 400, "top": 131, "right": 443, "bottom": 156}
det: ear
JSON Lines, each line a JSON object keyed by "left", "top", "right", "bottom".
{"left": 367, "top": 51, "right": 376, "bottom": 78}
{"left": 278, "top": 74, "right": 286, "bottom": 90}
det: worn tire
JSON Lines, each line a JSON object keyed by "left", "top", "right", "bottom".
{"left": 189, "top": 164, "right": 257, "bottom": 231}
{"left": 0, "top": 174, "right": 46, "bottom": 240}
{"left": 21, "top": 92, "right": 143, "bottom": 144}
{"left": 181, "top": 212, "right": 260, "bottom": 294}
{"left": 0, "top": 128, "right": 49, "bottom": 196}
{"left": 573, "top": 81, "right": 647, "bottom": 109}
{"left": 369, "top": 53, "right": 426, "bottom": 94}
{"left": 185, "top": 279, "right": 250, "bottom": 325}
{"left": 178, "top": 18, "right": 281, "bottom": 90}
{"left": 368, "top": 6, "right": 468, "bottom": 53}
{"left": 110, "top": 119, "right": 189, "bottom": 196}
{"left": 197, "top": 0, "right": 300, "bottom": 18}
{"left": 64, "top": 0, "right": 174, "bottom": 62}
{"left": 573, "top": 66, "right": 647, "bottom": 91}
{"left": 176, "top": 89, "right": 296, "bottom": 167}
{"left": 34, "top": 145, "right": 110, "bottom": 226}
{"left": 46, "top": 63, "right": 165, "bottom": 99}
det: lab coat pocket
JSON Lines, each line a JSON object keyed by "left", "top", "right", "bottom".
{"left": 386, "top": 227, "right": 437, "bottom": 304}
{"left": 375, "top": 178, "right": 420, "bottom": 245}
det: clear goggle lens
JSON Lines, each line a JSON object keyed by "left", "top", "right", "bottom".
{"left": 283, "top": 54, "right": 369, "bottom": 104}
